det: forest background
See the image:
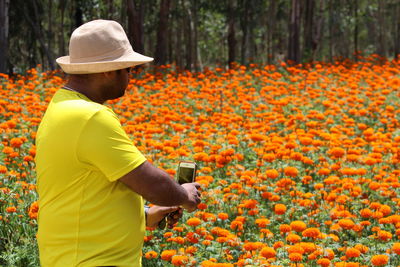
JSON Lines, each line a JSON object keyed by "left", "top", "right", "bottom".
{"left": 0, "top": 0, "right": 400, "bottom": 74}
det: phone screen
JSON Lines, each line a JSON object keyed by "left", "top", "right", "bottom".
{"left": 178, "top": 162, "right": 196, "bottom": 184}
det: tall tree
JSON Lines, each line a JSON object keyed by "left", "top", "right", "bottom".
{"left": 288, "top": 0, "right": 301, "bottom": 63}
{"left": 0, "top": 0, "right": 10, "bottom": 73}
{"left": 303, "top": 0, "right": 315, "bottom": 61}
{"left": 227, "top": 0, "right": 236, "bottom": 67}
{"left": 154, "top": 0, "right": 171, "bottom": 65}
{"left": 127, "top": 0, "right": 145, "bottom": 54}
{"left": 395, "top": 1, "right": 400, "bottom": 57}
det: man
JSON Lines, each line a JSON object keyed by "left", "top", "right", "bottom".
{"left": 35, "top": 19, "right": 201, "bottom": 267}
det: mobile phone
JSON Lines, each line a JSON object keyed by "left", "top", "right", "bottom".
{"left": 177, "top": 161, "right": 197, "bottom": 184}
{"left": 158, "top": 161, "right": 197, "bottom": 229}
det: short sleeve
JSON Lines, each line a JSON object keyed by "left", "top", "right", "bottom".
{"left": 77, "top": 108, "right": 146, "bottom": 181}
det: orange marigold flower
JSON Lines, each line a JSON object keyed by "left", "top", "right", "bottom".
{"left": 371, "top": 254, "right": 389, "bottom": 266}
{"left": 290, "top": 221, "right": 307, "bottom": 232}
{"left": 217, "top": 213, "right": 229, "bottom": 220}
{"left": 160, "top": 249, "right": 177, "bottom": 261}
{"left": 317, "top": 168, "right": 331, "bottom": 175}
{"left": 392, "top": 243, "right": 400, "bottom": 255}
{"left": 377, "top": 230, "right": 392, "bottom": 241}
{"left": 338, "top": 218, "right": 355, "bottom": 230}
{"left": 171, "top": 255, "right": 189, "bottom": 266}
{"left": 187, "top": 217, "right": 201, "bottom": 227}
{"left": 346, "top": 247, "right": 361, "bottom": 258}
{"left": 10, "top": 137, "right": 23, "bottom": 148}
{"left": 329, "top": 147, "right": 345, "bottom": 158}
{"left": 378, "top": 205, "right": 391, "bottom": 216}
{"left": 0, "top": 165, "right": 7, "bottom": 173}
{"left": 286, "top": 233, "right": 301, "bottom": 243}
{"left": 316, "top": 258, "right": 331, "bottom": 267}
{"left": 284, "top": 166, "right": 299, "bottom": 177}
{"left": 145, "top": 251, "right": 158, "bottom": 259}
{"left": 287, "top": 244, "right": 305, "bottom": 254}
{"left": 360, "top": 208, "right": 373, "bottom": 218}
{"left": 6, "top": 207, "right": 17, "bottom": 213}
{"left": 260, "top": 246, "right": 276, "bottom": 259}
{"left": 279, "top": 224, "right": 291, "bottom": 233}
{"left": 255, "top": 218, "right": 270, "bottom": 228}
{"left": 265, "top": 169, "right": 279, "bottom": 179}
{"left": 288, "top": 252, "right": 302, "bottom": 262}
{"left": 302, "top": 227, "right": 321, "bottom": 238}
{"left": 354, "top": 244, "right": 369, "bottom": 254}
{"left": 274, "top": 204, "right": 287, "bottom": 215}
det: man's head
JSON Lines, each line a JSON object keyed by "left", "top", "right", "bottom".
{"left": 57, "top": 20, "right": 152, "bottom": 103}
{"left": 57, "top": 20, "right": 153, "bottom": 74}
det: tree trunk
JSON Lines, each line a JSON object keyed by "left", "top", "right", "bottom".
{"left": 328, "top": 0, "right": 333, "bottom": 61}
{"left": 127, "top": 0, "right": 144, "bottom": 54}
{"left": 240, "top": 0, "right": 250, "bottom": 64}
{"left": 377, "top": 0, "right": 386, "bottom": 57}
{"left": 303, "top": 0, "right": 314, "bottom": 61}
{"left": 184, "top": 0, "right": 192, "bottom": 70}
{"left": 314, "top": 0, "right": 324, "bottom": 60}
{"left": 154, "top": 0, "right": 171, "bottom": 65}
{"left": 395, "top": 1, "right": 400, "bottom": 57}
{"left": 227, "top": 0, "right": 236, "bottom": 67}
{"left": 0, "top": 0, "right": 10, "bottom": 73}
{"left": 58, "top": 0, "right": 66, "bottom": 59}
{"left": 48, "top": 0, "right": 53, "bottom": 67}
{"left": 288, "top": 0, "right": 301, "bottom": 63}
{"left": 107, "top": 0, "right": 114, "bottom": 20}
{"left": 23, "top": 0, "right": 55, "bottom": 69}
{"left": 353, "top": 0, "right": 358, "bottom": 55}
{"left": 266, "top": 0, "right": 277, "bottom": 64}
{"left": 74, "top": 1, "right": 83, "bottom": 28}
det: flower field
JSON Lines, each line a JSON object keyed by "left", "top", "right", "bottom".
{"left": 1, "top": 56, "right": 400, "bottom": 266}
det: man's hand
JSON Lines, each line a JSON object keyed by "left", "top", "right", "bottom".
{"left": 181, "top": 182, "right": 201, "bottom": 212}
{"left": 146, "top": 206, "right": 183, "bottom": 228}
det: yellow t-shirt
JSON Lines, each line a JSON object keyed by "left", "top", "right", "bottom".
{"left": 35, "top": 89, "right": 147, "bottom": 267}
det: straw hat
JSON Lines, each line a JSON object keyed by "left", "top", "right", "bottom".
{"left": 56, "top": 20, "right": 153, "bottom": 74}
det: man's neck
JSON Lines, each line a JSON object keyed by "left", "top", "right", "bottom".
{"left": 64, "top": 80, "right": 105, "bottom": 104}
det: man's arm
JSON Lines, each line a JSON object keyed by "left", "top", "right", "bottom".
{"left": 119, "top": 161, "right": 201, "bottom": 212}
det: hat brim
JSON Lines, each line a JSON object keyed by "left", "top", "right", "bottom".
{"left": 56, "top": 50, "right": 154, "bottom": 74}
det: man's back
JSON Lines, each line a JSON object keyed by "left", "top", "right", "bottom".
{"left": 36, "top": 89, "right": 146, "bottom": 267}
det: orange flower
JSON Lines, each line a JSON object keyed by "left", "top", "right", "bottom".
{"left": 338, "top": 218, "right": 355, "bottom": 230}
{"left": 260, "top": 247, "right": 276, "bottom": 259}
{"left": 290, "top": 221, "right": 307, "bottom": 232}
{"left": 284, "top": 166, "right": 299, "bottom": 177}
{"left": 316, "top": 258, "right": 331, "bottom": 267}
{"left": 371, "top": 254, "right": 389, "bottom": 266}
{"left": 171, "top": 255, "right": 189, "bottom": 266}
{"left": 217, "top": 213, "right": 229, "bottom": 220}
{"left": 392, "top": 242, "right": 400, "bottom": 255}
{"left": 377, "top": 230, "right": 392, "bottom": 241}
{"left": 265, "top": 169, "right": 279, "bottom": 179}
{"left": 145, "top": 250, "right": 158, "bottom": 259}
{"left": 6, "top": 207, "right": 17, "bottom": 213}
{"left": 186, "top": 217, "right": 201, "bottom": 227}
{"left": 274, "top": 203, "right": 287, "bottom": 215}
{"left": 0, "top": 165, "right": 7, "bottom": 173}
{"left": 329, "top": 147, "right": 345, "bottom": 158}
{"left": 279, "top": 224, "right": 291, "bottom": 233}
{"left": 302, "top": 227, "right": 321, "bottom": 238}
{"left": 160, "top": 249, "right": 177, "bottom": 261}
{"left": 255, "top": 218, "right": 270, "bottom": 228}
{"left": 286, "top": 233, "right": 301, "bottom": 243}
{"left": 345, "top": 247, "right": 361, "bottom": 258}
{"left": 288, "top": 252, "right": 302, "bottom": 262}
{"left": 10, "top": 137, "right": 23, "bottom": 148}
